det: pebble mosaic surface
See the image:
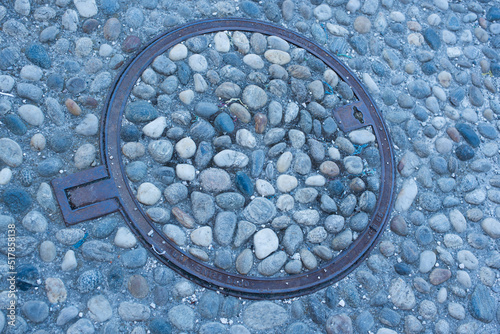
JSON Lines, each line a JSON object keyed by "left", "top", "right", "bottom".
{"left": 0, "top": 0, "right": 499, "bottom": 333}
{"left": 121, "top": 31, "right": 382, "bottom": 277}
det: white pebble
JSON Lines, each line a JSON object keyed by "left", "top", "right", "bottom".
{"left": 169, "top": 44, "right": 188, "bottom": 61}
{"left": 114, "top": 227, "right": 137, "bottom": 248}
{"left": 175, "top": 137, "right": 196, "bottom": 159}
{"left": 136, "top": 182, "right": 161, "bottom": 205}
{"left": 276, "top": 152, "right": 293, "bottom": 173}
{"left": 305, "top": 175, "right": 326, "bottom": 187}
{"left": 142, "top": 116, "right": 167, "bottom": 139}
{"left": 61, "top": 250, "right": 77, "bottom": 271}
{"left": 214, "top": 32, "right": 230, "bottom": 52}
{"left": 276, "top": 175, "right": 298, "bottom": 193}
{"left": 179, "top": 90, "right": 194, "bottom": 105}
{"left": 253, "top": 228, "right": 279, "bottom": 259}
{"left": 0, "top": 167, "right": 12, "bottom": 185}
{"left": 256, "top": 179, "right": 275, "bottom": 197}
{"left": 236, "top": 129, "right": 256, "bottom": 148}
{"left": 18, "top": 105, "right": 44, "bottom": 126}
{"left": 176, "top": 164, "right": 196, "bottom": 181}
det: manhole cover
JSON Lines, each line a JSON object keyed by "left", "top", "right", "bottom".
{"left": 52, "top": 18, "right": 395, "bottom": 299}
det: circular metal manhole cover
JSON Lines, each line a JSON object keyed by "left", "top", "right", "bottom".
{"left": 52, "top": 18, "right": 395, "bottom": 299}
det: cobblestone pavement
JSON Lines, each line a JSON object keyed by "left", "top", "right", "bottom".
{"left": 0, "top": 0, "right": 499, "bottom": 333}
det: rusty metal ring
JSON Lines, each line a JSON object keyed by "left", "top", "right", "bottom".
{"left": 52, "top": 18, "right": 395, "bottom": 299}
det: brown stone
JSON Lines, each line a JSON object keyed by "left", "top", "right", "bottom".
{"left": 122, "top": 35, "right": 141, "bottom": 53}
{"left": 103, "top": 18, "right": 121, "bottom": 41}
{"left": 82, "top": 19, "right": 99, "bottom": 34}
{"left": 446, "top": 127, "right": 460, "bottom": 142}
{"left": 65, "top": 98, "right": 81, "bottom": 116}
{"left": 429, "top": 268, "right": 452, "bottom": 285}
{"left": 172, "top": 207, "right": 195, "bottom": 228}
{"left": 254, "top": 113, "right": 267, "bottom": 134}
{"left": 319, "top": 161, "right": 340, "bottom": 177}
{"left": 127, "top": 274, "right": 149, "bottom": 299}
{"left": 390, "top": 215, "right": 408, "bottom": 236}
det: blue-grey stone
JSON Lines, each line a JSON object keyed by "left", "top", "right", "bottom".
{"left": 125, "top": 101, "right": 158, "bottom": 123}
{"left": 121, "top": 248, "right": 148, "bottom": 268}
{"left": 415, "top": 226, "right": 433, "bottom": 245}
{"left": 394, "top": 263, "right": 411, "bottom": 275}
{"left": 214, "top": 113, "right": 234, "bottom": 133}
{"left": 401, "top": 240, "right": 419, "bottom": 263}
{"left": 22, "top": 301, "right": 49, "bottom": 323}
{"left": 2, "top": 114, "right": 27, "bottom": 135}
{"left": 311, "top": 23, "right": 327, "bottom": 44}
{"left": 349, "top": 36, "right": 368, "bottom": 55}
{"left": 470, "top": 285, "right": 496, "bottom": 323}
{"left": 371, "top": 290, "right": 388, "bottom": 306}
{"left": 49, "top": 131, "right": 72, "bottom": 153}
{"left": 121, "top": 124, "right": 140, "bottom": 142}
{"left": 421, "top": 61, "right": 438, "bottom": 75}
{"left": 220, "top": 297, "right": 240, "bottom": 318}
{"left": 355, "top": 310, "right": 374, "bottom": 333}
{"left": 64, "top": 60, "right": 80, "bottom": 73}
{"left": 477, "top": 123, "right": 497, "bottom": 139}
{"left": 241, "top": 1, "right": 260, "bottom": 17}
{"left": 382, "top": 90, "right": 396, "bottom": 105}
{"left": 385, "top": 36, "right": 401, "bottom": 50}
{"left": 125, "top": 161, "right": 147, "bottom": 182}
{"left": 215, "top": 192, "right": 245, "bottom": 210}
{"left": 194, "top": 141, "right": 213, "bottom": 170}
{"left": 46, "top": 73, "right": 64, "bottom": 91}
{"left": 236, "top": 171, "right": 253, "bottom": 196}
{"left": 308, "top": 297, "right": 328, "bottom": 325}
{"left": 38, "top": 158, "right": 62, "bottom": 177}
{"left": 389, "top": 22, "right": 404, "bottom": 33}
{"left": 177, "top": 62, "right": 191, "bottom": 85}
{"left": 92, "top": 217, "right": 117, "bottom": 239}
{"left": 455, "top": 144, "right": 475, "bottom": 161}
{"left": 372, "top": 61, "right": 387, "bottom": 77}
{"left": 194, "top": 102, "right": 218, "bottom": 118}
{"left": 3, "top": 188, "right": 32, "bottom": 214}
{"left": 199, "top": 322, "right": 225, "bottom": 334}
{"left": 408, "top": 80, "right": 431, "bottom": 99}
{"left": 423, "top": 28, "right": 441, "bottom": 50}
{"left": 154, "top": 167, "right": 175, "bottom": 185}
{"left": 65, "top": 77, "right": 86, "bottom": 94}
{"left": 190, "top": 119, "right": 216, "bottom": 142}
{"left": 25, "top": 44, "right": 51, "bottom": 69}
{"left": 251, "top": 149, "right": 265, "bottom": 177}
{"left": 379, "top": 308, "right": 401, "bottom": 327}
{"left": 223, "top": 53, "right": 242, "bottom": 67}
{"left": 486, "top": 6, "right": 500, "bottom": 21}
{"left": 186, "top": 36, "right": 209, "bottom": 53}
{"left": 149, "top": 318, "right": 172, "bottom": 334}
{"left": 0, "top": 48, "right": 20, "bottom": 70}
{"left": 198, "top": 291, "right": 221, "bottom": 319}
{"left": 430, "top": 156, "right": 448, "bottom": 174}
{"left": 456, "top": 123, "right": 480, "bottom": 148}
{"left": 16, "top": 264, "right": 39, "bottom": 291}
{"left": 446, "top": 14, "right": 461, "bottom": 31}
{"left": 17, "top": 83, "right": 43, "bottom": 102}
{"left": 449, "top": 87, "right": 465, "bottom": 106}
{"left": 214, "top": 249, "right": 233, "bottom": 269}
{"left": 77, "top": 269, "right": 103, "bottom": 293}
{"left": 342, "top": 284, "right": 361, "bottom": 307}
{"left": 469, "top": 86, "right": 485, "bottom": 107}
{"left": 287, "top": 322, "right": 312, "bottom": 334}
{"left": 101, "top": 0, "right": 120, "bottom": 14}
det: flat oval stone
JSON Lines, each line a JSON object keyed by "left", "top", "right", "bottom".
{"left": 214, "top": 150, "right": 249, "bottom": 168}
{"left": 199, "top": 168, "right": 231, "bottom": 193}
{"left": 257, "top": 251, "right": 287, "bottom": 275}
{"left": 236, "top": 171, "right": 254, "bottom": 196}
{"left": 125, "top": 101, "right": 158, "bottom": 123}
{"left": 243, "top": 198, "right": 276, "bottom": 224}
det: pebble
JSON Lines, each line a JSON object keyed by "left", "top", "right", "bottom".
{"left": 389, "top": 278, "right": 416, "bottom": 310}
{"left": 119, "top": 302, "right": 150, "bottom": 321}
{"left": 470, "top": 285, "right": 496, "bottom": 322}
{"left": 136, "top": 183, "right": 161, "bottom": 205}
{"left": 243, "top": 301, "right": 288, "bottom": 330}
{"left": 22, "top": 300, "right": 49, "bottom": 323}
{"left": 114, "top": 227, "right": 137, "bottom": 248}
{"left": 87, "top": 295, "right": 112, "bottom": 322}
